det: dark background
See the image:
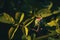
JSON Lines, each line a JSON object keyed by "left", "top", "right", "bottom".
{"left": 0, "top": 0, "right": 60, "bottom": 40}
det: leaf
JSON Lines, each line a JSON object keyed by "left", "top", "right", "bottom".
{"left": 24, "top": 19, "right": 34, "bottom": 27}
{"left": 24, "top": 20, "right": 33, "bottom": 36}
{"left": 48, "top": 2, "right": 53, "bottom": 10}
{"left": 46, "top": 20, "right": 57, "bottom": 27}
{"left": 0, "top": 13, "right": 15, "bottom": 24}
{"left": 15, "top": 12, "right": 20, "bottom": 20}
{"left": 53, "top": 10, "right": 60, "bottom": 14}
{"left": 25, "top": 27, "right": 29, "bottom": 36}
{"left": 40, "top": 9, "right": 51, "bottom": 18}
{"left": 33, "top": 34, "right": 36, "bottom": 40}
{"left": 19, "top": 13, "right": 24, "bottom": 23}
{"left": 27, "top": 36, "right": 31, "bottom": 40}
{"left": 8, "top": 27, "right": 15, "bottom": 40}
{"left": 48, "top": 37, "right": 56, "bottom": 40}
{"left": 23, "top": 16, "right": 34, "bottom": 25}
{"left": 24, "top": 19, "right": 34, "bottom": 36}
{"left": 29, "top": 10, "right": 32, "bottom": 14}
{"left": 56, "top": 18, "right": 59, "bottom": 22}
{"left": 22, "top": 35, "right": 27, "bottom": 40}
{"left": 23, "top": 19, "right": 30, "bottom": 25}
{"left": 56, "top": 28, "right": 60, "bottom": 34}
{"left": 36, "top": 9, "right": 51, "bottom": 18}
{"left": 15, "top": 12, "right": 21, "bottom": 23}
{"left": 56, "top": 15, "right": 60, "bottom": 22}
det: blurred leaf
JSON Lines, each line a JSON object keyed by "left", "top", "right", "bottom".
{"left": 25, "top": 27, "right": 29, "bottom": 36}
{"left": 35, "top": 3, "right": 59, "bottom": 18}
{"left": 36, "top": 9, "right": 51, "bottom": 18}
{"left": 40, "top": 10, "right": 51, "bottom": 18}
{"left": 24, "top": 19, "right": 34, "bottom": 27}
{"left": 8, "top": 27, "right": 15, "bottom": 40}
{"left": 53, "top": 10, "right": 60, "bottom": 14}
{"left": 33, "top": 34, "right": 36, "bottom": 40}
{"left": 23, "top": 16, "right": 34, "bottom": 25}
{"left": 48, "top": 36, "right": 60, "bottom": 40}
{"left": 29, "top": 10, "right": 32, "bottom": 14}
{"left": 48, "top": 2, "right": 53, "bottom": 10}
{"left": 0, "top": 13, "right": 15, "bottom": 24}
{"left": 27, "top": 36, "right": 31, "bottom": 40}
{"left": 56, "top": 18, "right": 59, "bottom": 22}
{"left": 56, "top": 28, "right": 60, "bottom": 34}
{"left": 22, "top": 35, "right": 27, "bottom": 40}
{"left": 31, "top": 16, "right": 35, "bottom": 19}
{"left": 8, "top": 13, "right": 24, "bottom": 39}
{"left": 23, "top": 19, "right": 31, "bottom": 25}
{"left": 19, "top": 13, "right": 24, "bottom": 23}
{"left": 23, "top": 17, "right": 34, "bottom": 36}
{"left": 48, "top": 37, "right": 56, "bottom": 40}
{"left": 24, "top": 19, "right": 34, "bottom": 36}
{"left": 40, "top": 9, "right": 60, "bottom": 18}
{"left": 56, "top": 15, "right": 60, "bottom": 22}
{"left": 46, "top": 20, "right": 57, "bottom": 27}
{"left": 15, "top": 12, "right": 20, "bottom": 20}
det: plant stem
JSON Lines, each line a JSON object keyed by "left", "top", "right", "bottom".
{"left": 36, "top": 32, "right": 57, "bottom": 40}
{"left": 10, "top": 24, "right": 19, "bottom": 39}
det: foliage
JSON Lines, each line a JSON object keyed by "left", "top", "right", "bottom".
{"left": 0, "top": 1, "right": 60, "bottom": 40}
{"left": 0, "top": 13, "right": 15, "bottom": 24}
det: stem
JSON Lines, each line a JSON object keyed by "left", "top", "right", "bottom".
{"left": 10, "top": 24, "right": 19, "bottom": 39}
{"left": 32, "top": 25, "right": 40, "bottom": 32}
{"left": 36, "top": 32, "right": 57, "bottom": 40}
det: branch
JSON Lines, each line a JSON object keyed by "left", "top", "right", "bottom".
{"left": 35, "top": 32, "right": 57, "bottom": 40}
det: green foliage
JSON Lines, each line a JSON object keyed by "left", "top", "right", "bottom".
{"left": 35, "top": 2, "right": 60, "bottom": 18}
{"left": 22, "top": 35, "right": 27, "bottom": 40}
{"left": 8, "top": 27, "right": 15, "bottom": 39}
{"left": 56, "top": 28, "right": 60, "bottom": 34}
{"left": 0, "top": 13, "right": 15, "bottom": 24}
{"left": 0, "top": 12, "right": 34, "bottom": 40}
{"left": 48, "top": 36, "right": 60, "bottom": 40}
{"left": 19, "top": 13, "right": 24, "bottom": 23}
{"left": 0, "top": 1, "right": 60, "bottom": 40}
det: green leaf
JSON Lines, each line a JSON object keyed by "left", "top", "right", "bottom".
{"left": 23, "top": 16, "right": 34, "bottom": 25}
{"left": 27, "top": 36, "right": 31, "bottom": 40}
{"left": 46, "top": 20, "right": 57, "bottom": 27}
{"left": 24, "top": 19, "right": 33, "bottom": 36}
{"left": 24, "top": 19, "right": 33, "bottom": 27}
{"left": 0, "top": 13, "right": 15, "bottom": 24}
{"left": 29, "top": 10, "right": 32, "bottom": 14}
{"left": 56, "top": 28, "right": 60, "bottom": 34}
{"left": 23, "top": 19, "right": 31, "bottom": 25}
{"left": 25, "top": 27, "right": 29, "bottom": 36}
{"left": 23, "top": 18, "right": 34, "bottom": 36}
{"left": 22, "top": 35, "right": 27, "bottom": 40}
{"left": 36, "top": 9, "right": 51, "bottom": 18}
{"left": 48, "top": 2, "right": 53, "bottom": 10}
{"left": 8, "top": 27, "right": 15, "bottom": 40}
{"left": 53, "top": 10, "right": 60, "bottom": 14}
{"left": 15, "top": 12, "right": 20, "bottom": 20}
{"left": 33, "top": 34, "right": 36, "bottom": 40}
{"left": 19, "top": 13, "right": 24, "bottom": 23}
{"left": 48, "top": 37, "right": 56, "bottom": 40}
